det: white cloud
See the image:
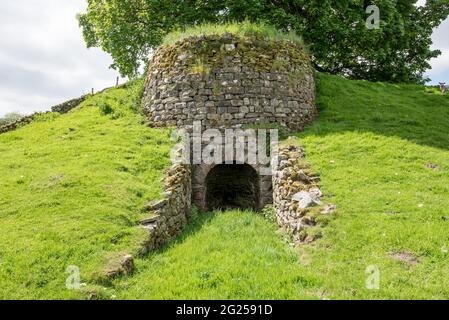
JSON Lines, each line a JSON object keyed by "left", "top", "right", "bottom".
{"left": 0, "top": 0, "right": 123, "bottom": 117}
{"left": 427, "top": 19, "right": 449, "bottom": 83}
{"left": 428, "top": 50, "right": 449, "bottom": 75}
{"left": 416, "top": 0, "right": 426, "bottom": 7}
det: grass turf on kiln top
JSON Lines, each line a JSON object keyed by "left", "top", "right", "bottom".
{"left": 162, "top": 21, "right": 304, "bottom": 47}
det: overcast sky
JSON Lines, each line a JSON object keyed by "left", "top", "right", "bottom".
{"left": 0, "top": 1, "right": 448, "bottom": 117}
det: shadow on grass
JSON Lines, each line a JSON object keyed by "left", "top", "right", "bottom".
{"left": 300, "top": 73, "right": 449, "bottom": 150}
{"left": 144, "top": 209, "right": 260, "bottom": 259}
{"left": 146, "top": 210, "right": 220, "bottom": 257}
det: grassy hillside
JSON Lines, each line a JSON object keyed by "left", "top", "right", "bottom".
{"left": 0, "top": 83, "right": 172, "bottom": 299}
{"left": 294, "top": 74, "right": 449, "bottom": 299}
{"left": 1, "top": 73, "right": 448, "bottom": 300}
{"left": 107, "top": 74, "right": 449, "bottom": 300}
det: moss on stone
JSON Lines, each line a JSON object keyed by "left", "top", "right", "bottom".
{"left": 149, "top": 32, "right": 312, "bottom": 77}
{"left": 144, "top": 26, "right": 316, "bottom": 131}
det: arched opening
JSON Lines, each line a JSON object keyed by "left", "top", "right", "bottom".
{"left": 205, "top": 164, "right": 260, "bottom": 211}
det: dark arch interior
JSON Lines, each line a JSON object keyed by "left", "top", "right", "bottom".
{"left": 205, "top": 164, "right": 260, "bottom": 211}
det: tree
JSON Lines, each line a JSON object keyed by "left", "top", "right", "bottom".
{"left": 78, "top": 0, "right": 449, "bottom": 83}
{"left": 0, "top": 112, "right": 22, "bottom": 126}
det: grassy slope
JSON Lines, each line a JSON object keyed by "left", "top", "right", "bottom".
{"left": 110, "top": 74, "right": 449, "bottom": 300}
{"left": 1, "top": 73, "right": 448, "bottom": 300}
{"left": 0, "top": 84, "right": 172, "bottom": 299}
{"left": 295, "top": 74, "right": 449, "bottom": 299}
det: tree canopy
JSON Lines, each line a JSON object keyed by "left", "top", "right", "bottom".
{"left": 78, "top": 0, "right": 449, "bottom": 83}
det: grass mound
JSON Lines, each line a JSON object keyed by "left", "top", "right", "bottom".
{"left": 294, "top": 73, "right": 449, "bottom": 299}
{"left": 1, "top": 72, "right": 449, "bottom": 299}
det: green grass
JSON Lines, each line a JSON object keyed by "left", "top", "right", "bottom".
{"left": 1, "top": 72, "right": 449, "bottom": 300}
{"left": 0, "top": 82, "right": 172, "bottom": 299}
{"left": 110, "top": 210, "right": 318, "bottom": 300}
{"left": 109, "top": 73, "right": 449, "bottom": 300}
{"left": 292, "top": 73, "right": 449, "bottom": 299}
{"left": 163, "top": 21, "right": 304, "bottom": 47}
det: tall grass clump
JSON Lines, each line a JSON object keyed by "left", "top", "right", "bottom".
{"left": 163, "top": 21, "right": 304, "bottom": 47}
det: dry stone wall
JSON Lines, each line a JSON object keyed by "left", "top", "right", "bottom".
{"left": 143, "top": 34, "right": 316, "bottom": 131}
{"left": 0, "top": 95, "right": 88, "bottom": 135}
{"left": 51, "top": 95, "right": 88, "bottom": 114}
{"left": 0, "top": 112, "right": 50, "bottom": 135}
{"left": 272, "top": 145, "right": 335, "bottom": 243}
{"left": 139, "top": 162, "right": 192, "bottom": 254}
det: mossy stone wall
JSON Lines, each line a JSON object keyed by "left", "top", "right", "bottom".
{"left": 143, "top": 33, "right": 316, "bottom": 131}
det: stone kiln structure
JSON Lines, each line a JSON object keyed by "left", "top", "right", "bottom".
{"left": 139, "top": 32, "right": 321, "bottom": 250}
{"left": 143, "top": 33, "right": 316, "bottom": 131}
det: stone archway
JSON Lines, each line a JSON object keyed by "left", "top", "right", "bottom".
{"left": 192, "top": 163, "right": 272, "bottom": 212}
{"left": 205, "top": 164, "right": 260, "bottom": 211}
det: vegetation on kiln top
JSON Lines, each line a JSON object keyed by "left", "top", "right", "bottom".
{"left": 163, "top": 21, "right": 305, "bottom": 47}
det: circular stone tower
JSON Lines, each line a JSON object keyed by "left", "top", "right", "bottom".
{"left": 142, "top": 32, "right": 316, "bottom": 131}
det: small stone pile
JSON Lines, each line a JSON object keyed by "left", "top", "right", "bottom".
{"left": 272, "top": 145, "right": 335, "bottom": 243}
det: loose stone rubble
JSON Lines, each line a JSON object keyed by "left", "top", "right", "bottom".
{"left": 104, "top": 254, "right": 135, "bottom": 279}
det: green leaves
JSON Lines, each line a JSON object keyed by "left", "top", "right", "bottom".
{"left": 78, "top": 0, "right": 449, "bottom": 83}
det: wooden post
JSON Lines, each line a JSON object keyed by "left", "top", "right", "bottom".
{"left": 116, "top": 77, "right": 119, "bottom": 87}
{"left": 91, "top": 88, "right": 94, "bottom": 95}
